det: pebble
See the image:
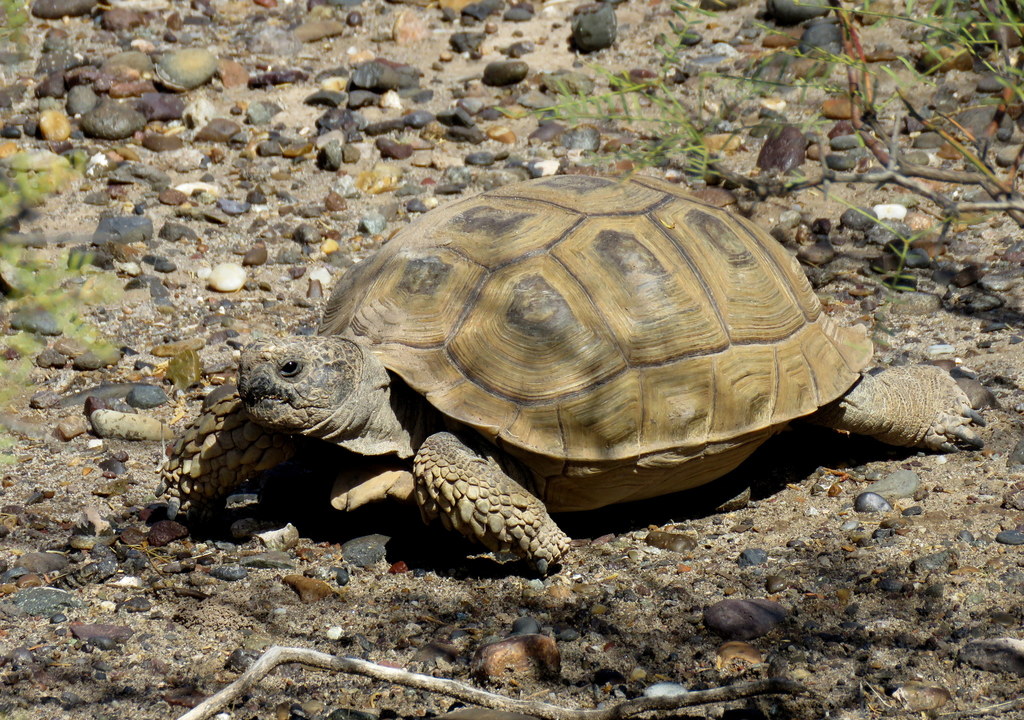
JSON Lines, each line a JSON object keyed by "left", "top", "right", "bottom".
{"left": 561, "top": 125, "right": 600, "bottom": 151}
{"left": 12, "top": 307, "right": 61, "bottom": 336}
{"left": 31, "top": 0, "right": 96, "bottom": 18}
{"left": 145, "top": 520, "right": 188, "bottom": 549}
{"left": 282, "top": 574, "right": 335, "bottom": 602}
{"left": 95, "top": 215, "right": 153, "bottom": 244}
{"left": 10, "top": 587, "right": 84, "bottom": 615}
{"left": 358, "top": 212, "right": 387, "bottom": 235}
{"left": 195, "top": 119, "right": 241, "bottom": 143}
{"left": 571, "top": 3, "right": 617, "bottom": 53}
{"left": 81, "top": 101, "right": 146, "bottom": 140}
{"left": 243, "top": 245, "right": 268, "bottom": 266}
{"left": 873, "top": 203, "right": 908, "bottom": 220}
{"left": 854, "top": 491, "right": 893, "bottom": 513}
{"left": 716, "top": 640, "right": 763, "bottom": 669}
{"left": 911, "top": 550, "right": 954, "bottom": 573}
{"left": 210, "top": 565, "right": 248, "bottom": 582}
{"left": 867, "top": 469, "right": 920, "bottom": 501}
{"left": 643, "top": 681, "right": 689, "bottom": 698}
{"left": 70, "top": 623, "right": 133, "bottom": 643}
{"left": 737, "top": 548, "right": 769, "bottom": 567}
{"left": 207, "top": 262, "right": 246, "bottom": 292}
{"left": 16, "top": 552, "right": 69, "bottom": 574}
{"left": 645, "top": 530, "right": 697, "bottom": 553}
{"left": 756, "top": 124, "right": 806, "bottom": 173}
{"left": 839, "top": 206, "right": 878, "bottom": 231}
{"left": 472, "top": 634, "right": 560, "bottom": 680}
{"left": 703, "top": 598, "right": 787, "bottom": 640}
{"left": 511, "top": 616, "right": 542, "bottom": 635}
{"left": 393, "top": 10, "right": 428, "bottom": 45}
{"left": 483, "top": 60, "right": 529, "bottom": 87}
{"left": 38, "top": 109, "right": 71, "bottom": 141}
{"left": 799, "top": 20, "right": 842, "bottom": 56}
{"left": 342, "top": 534, "right": 390, "bottom": 567}
{"left": 376, "top": 138, "right": 413, "bottom": 160}
{"left": 241, "top": 552, "right": 295, "bottom": 570}
{"left": 959, "top": 638, "right": 1024, "bottom": 675}
{"left": 66, "top": 85, "right": 98, "bottom": 116}
{"left": 156, "top": 49, "right": 219, "bottom": 91}
{"left": 766, "top": 0, "right": 830, "bottom": 23}
{"left": 995, "top": 529, "right": 1024, "bottom": 545}
{"left": 137, "top": 93, "right": 185, "bottom": 122}
{"left": 294, "top": 20, "right": 347, "bottom": 43}
{"left": 90, "top": 409, "right": 170, "bottom": 442}
{"left": 893, "top": 683, "right": 952, "bottom": 712}
{"left": 125, "top": 385, "right": 169, "bottom": 409}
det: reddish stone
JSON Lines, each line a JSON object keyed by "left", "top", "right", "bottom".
{"left": 472, "top": 634, "right": 560, "bottom": 681}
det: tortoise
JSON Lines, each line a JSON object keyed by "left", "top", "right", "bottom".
{"left": 161, "top": 175, "right": 983, "bottom": 572}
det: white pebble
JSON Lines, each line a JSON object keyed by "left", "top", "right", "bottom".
{"left": 326, "top": 626, "right": 344, "bottom": 640}
{"left": 644, "top": 681, "right": 689, "bottom": 698}
{"left": 925, "top": 343, "right": 956, "bottom": 358}
{"left": 379, "top": 89, "right": 402, "bottom": 110}
{"left": 533, "top": 159, "right": 560, "bottom": 177}
{"left": 872, "top": 203, "right": 908, "bottom": 221}
{"left": 308, "top": 267, "right": 332, "bottom": 286}
{"left": 208, "top": 262, "right": 246, "bottom": 292}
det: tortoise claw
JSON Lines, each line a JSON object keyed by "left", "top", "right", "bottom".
{"left": 950, "top": 424, "right": 984, "bottom": 449}
{"left": 965, "top": 408, "right": 986, "bottom": 427}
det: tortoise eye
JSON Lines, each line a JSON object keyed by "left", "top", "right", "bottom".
{"left": 279, "top": 360, "right": 302, "bottom": 378}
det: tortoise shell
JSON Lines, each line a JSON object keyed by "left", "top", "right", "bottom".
{"left": 320, "top": 175, "right": 872, "bottom": 511}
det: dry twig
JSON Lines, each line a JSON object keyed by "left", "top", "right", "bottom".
{"left": 177, "top": 645, "right": 806, "bottom": 720}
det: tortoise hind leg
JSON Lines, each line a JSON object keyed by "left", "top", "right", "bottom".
{"left": 412, "top": 431, "right": 571, "bottom": 574}
{"left": 812, "top": 365, "right": 984, "bottom": 451}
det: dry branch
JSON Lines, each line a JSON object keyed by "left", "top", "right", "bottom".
{"left": 177, "top": 645, "right": 806, "bottom": 720}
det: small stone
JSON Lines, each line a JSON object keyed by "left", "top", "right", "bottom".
{"left": 571, "top": 3, "right": 617, "bottom": 53}
{"left": 821, "top": 96, "right": 853, "bottom": 120}
{"left": 376, "top": 138, "right": 413, "bottom": 160}
{"left": 799, "top": 19, "right": 842, "bottom": 56}
{"left": 218, "top": 59, "right": 249, "bottom": 89}
{"left": 893, "top": 683, "right": 952, "bottom": 712}
{"left": 38, "top": 109, "right": 71, "bottom": 141}
{"left": 95, "top": 215, "right": 153, "bottom": 244}
{"left": 703, "top": 598, "right": 787, "bottom": 640}
{"left": 996, "top": 529, "right": 1024, "bottom": 545}
{"left": 125, "top": 385, "right": 169, "bottom": 409}
{"left": 70, "top": 623, "right": 133, "bottom": 644}
{"left": 148, "top": 520, "right": 189, "bottom": 547}
{"left": 867, "top": 469, "right": 920, "bottom": 501}
{"left": 136, "top": 93, "right": 185, "bottom": 122}
{"left": 156, "top": 49, "right": 218, "bottom": 91}
{"left": 766, "top": 0, "right": 830, "bottom": 24}
{"left": 207, "top": 263, "right": 246, "bottom": 292}
{"left": 473, "top": 634, "right": 560, "bottom": 680}
{"left": 31, "top": 0, "right": 96, "bottom": 18}
{"left": 240, "top": 552, "right": 295, "bottom": 570}
{"left": 246, "top": 101, "right": 280, "bottom": 126}
{"left": 889, "top": 291, "right": 941, "bottom": 315}
{"left": 911, "top": 550, "right": 955, "bottom": 573}
{"left": 757, "top": 124, "right": 806, "bottom": 173}
{"left": 643, "top": 682, "right": 689, "bottom": 698}
{"left": 81, "top": 101, "right": 146, "bottom": 140}
{"left": 342, "top": 534, "right": 390, "bottom": 567}
{"left": 854, "top": 491, "right": 892, "bottom": 513}
{"left": 393, "top": 10, "right": 428, "bottom": 45}
{"left": 16, "top": 552, "right": 69, "bottom": 574}
{"left": 738, "top": 548, "right": 768, "bottom": 567}
{"left": 959, "top": 638, "right": 1024, "bottom": 676}
{"left": 66, "top": 85, "right": 98, "bottom": 116}
{"left": 243, "top": 245, "right": 268, "bottom": 266}
{"left": 195, "top": 119, "right": 241, "bottom": 143}
{"left": 483, "top": 61, "right": 529, "bottom": 87}
{"left": 293, "top": 20, "right": 347, "bottom": 42}
{"left": 511, "top": 616, "right": 542, "bottom": 635}
{"left": 254, "top": 524, "right": 299, "bottom": 551}
{"left": 210, "top": 565, "right": 248, "bottom": 581}
{"left": 9, "top": 587, "right": 83, "bottom": 616}
{"left": 90, "top": 409, "right": 170, "bottom": 442}
{"left": 283, "top": 574, "right": 335, "bottom": 602}
{"left": 143, "top": 133, "right": 184, "bottom": 152}
{"left": 873, "top": 203, "right": 908, "bottom": 220}
{"left": 11, "top": 307, "right": 61, "bottom": 336}
{"left": 358, "top": 212, "right": 387, "bottom": 235}
{"left": 487, "top": 125, "right": 516, "bottom": 144}
{"left": 840, "top": 207, "right": 878, "bottom": 231}
{"left": 561, "top": 125, "right": 600, "bottom": 151}
{"left": 645, "top": 530, "right": 697, "bottom": 553}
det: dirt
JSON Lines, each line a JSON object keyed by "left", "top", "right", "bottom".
{"left": 1, "top": 0, "right": 1024, "bottom": 719}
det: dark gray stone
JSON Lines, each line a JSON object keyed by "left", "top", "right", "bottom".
{"left": 854, "top": 491, "right": 893, "bottom": 513}
{"left": 483, "top": 60, "right": 529, "bottom": 87}
{"left": 738, "top": 548, "right": 769, "bottom": 567}
{"left": 867, "top": 469, "right": 920, "bottom": 501}
{"left": 94, "top": 215, "right": 153, "bottom": 244}
{"left": 910, "top": 549, "right": 955, "bottom": 573}
{"left": 839, "top": 206, "right": 877, "bottom": 231}
{"left": 125, "top": 385, "right": 168, "bottom": 409}
{"left": 799, "top": 19, "right": 841, "bottom": 56}
{"left": 996, "top": 529, "right": 1024, "bottom": 545}
{"left": 8, "top": 587, "right": 84, "bottom": 616}
{"left": 31, "top": 0, "right": 96, "bottom": 18}
{"left": 757, "top": 125, "right": 806, "bottom": 173}
{"left": 66, "top": 84, "right": 98, "bottom": 115}
{"left": 562, "top": 125, "right": 600, "bottom": 151}
{"left": 81, "top": 101, "right": 146, "bottom": 140}
{"left": 571, "top": 3, "right": 617, "bottom": 53}
{"left": 11, "top": 308, "right": 61, "bottom": 336}
{"left": 16, "top": 552, "right": 69, "bottom": 574}
{"left": 342, "top": 534, "right": 390, "bottom": 567}
{"left": 210, "top": 564, "right": 248, "bottom": 581}
{"left": 766, "top": 0, "right": 830, "bottom": 24}
{"left": 704, "top": 598, "right": 787, "bottom": 640}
